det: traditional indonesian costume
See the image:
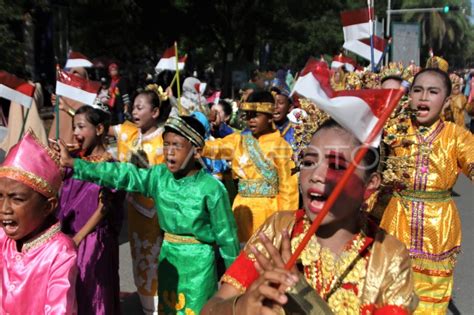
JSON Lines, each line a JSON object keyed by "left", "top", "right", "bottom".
{"left": 203, "top": 130, "right": 299, "bottom": 242}
{"left": 0, "top": 223, "right": 78, "bottom": 315}
{"left": 113, "top": 121, "right": 164, "bottom": 310}
{"left": 380, "top": 120, "right": 474, "bottom": 314}
{"left": 57, "top": 152, "right": 124, "bottom": 315}
{"left": 72, "top": 161, "right": 240, "bottom": 315}
{"left": 222, "top": 210, "right": 417, "bottom": 314}
{"left": 276, "top": 119, "right": 295, "bottom": 147}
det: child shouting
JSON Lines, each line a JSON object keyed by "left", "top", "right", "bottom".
{"left": 380, "top": 68, "right": 474, "bottom": 314}
{"left": 111, "top": 84, "right": 171, "bottom": 313}
{"left": 202, "top": 118, "right": 417, "bottom": 315}
{"left": 56, "top": 105, "right": 125, "bottom": 314}
{"left": 203, "top": 91, "right": 298, "bottom": 242}
{"left": 0, "top": 130, "right": 77, "bottom": 314}
{"left": 58, "top": 115, "right": 239, "bottom": 314}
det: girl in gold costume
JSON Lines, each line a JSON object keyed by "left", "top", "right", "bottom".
{"left": 112, "top": 85, "right": 170, "bottom": 314}
{"left": 380, "top": 68, "right": 474, "bottom": 314}
{"left": 202, "top": 118, "right": 417, "bottom": 315}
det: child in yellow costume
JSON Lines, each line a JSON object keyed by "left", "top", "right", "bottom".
{"left": 448, "top": 73, "right": 468, "bottom": 128}
{"left": 203, "top": 91, "right": 298, "bottom": 242}
{"left": 112, "top": 84, "right": 170, "bottom": 314}
{"left": 380, "top": 68, "right": 474, "bottom": 314}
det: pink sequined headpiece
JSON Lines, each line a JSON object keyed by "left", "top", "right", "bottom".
{"left": 0, "top": 130, "right": 62, "bottom": 197}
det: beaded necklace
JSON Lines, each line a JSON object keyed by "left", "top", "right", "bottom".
{"left": 291, "top": 216, "right": 372, "bottom": 313}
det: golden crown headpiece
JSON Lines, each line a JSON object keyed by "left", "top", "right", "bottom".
{"left": 240, "top": 102, "right": 274, "bottom": 114}
{"left": 380, "top": 62, "right": 404, "bottom": 79}
{"left": 426, "top": 56, "right": 449, "bottom": 72}
{"left": 361, "top": 70, "right": 381, "bottom": 89}
{"left": 290, "top": 98, "right": 331, "bottom": 165}
{"left": 344, "top": 71, "right": 362, "bottom": 90}
{"left": 145, "top": 84, "right": 168, "bottom": 102}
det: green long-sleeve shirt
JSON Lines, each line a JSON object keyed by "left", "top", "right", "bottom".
{"left": 73, "top": 159, "right": 239, "bottom": 267}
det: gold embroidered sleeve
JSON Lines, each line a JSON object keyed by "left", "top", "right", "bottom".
{"left": 455, "top": 124, "right": 474, "bottom": 180}
{"left": 242, "top": 211, "right": 296, "bottom": 260}
{"left": 363, "top": 231, "right": 418, "bottom": 312}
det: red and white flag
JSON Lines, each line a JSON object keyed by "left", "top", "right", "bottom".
{"left": 155, "top": 46, "right": 187, "bottom": 73}
{"left": 291, "top": 59, "right": 403, "bottom": 146}
{"left": 331, "top": 54, "right": 358, "bottom": 72}
{"left": 0, "top": 71, "right": 35, "bottom": 108}
{"left": 55, "top": 69, "right": 101, "bottom": 106}
{"left": 340, "top": 8, "right": 386, "bottom": 62}
{"left": 65, "top": 51, "right": 93, "bottom": 69}
{"left": 207, "top": 91, "right": 221, "bottom": 105}
{"left": 195, "top": 82, "right": 207, "bottom": 95}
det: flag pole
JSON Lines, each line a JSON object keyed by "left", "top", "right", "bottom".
{"left": 368, "top": 0, "right": 375, "bottom": 72}
{"left": 285, "top": 88, "right": 404, "bottom": 270}
{"left": 174, "top": 42, "right": 182, "bottom": 114}
{"left": 376, "top": 37, "right": 391, "bottom": 72}
{"left": 17, "top": 107, "right": 31, "bottom": 142}
{"left": 168, "top": 73, "right": 177, "bottom": 90}
{"left": 55, "top": 64, "right": 61, "bottom": 140}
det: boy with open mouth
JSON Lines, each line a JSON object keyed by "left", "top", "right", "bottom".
{"left": 0, "top": 130, "right": 77, "bottom": 314}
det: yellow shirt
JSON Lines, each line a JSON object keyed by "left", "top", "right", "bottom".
{"left": 203, "top": 130, "right": 298, "bottom": 241}
{"left": 381, "top": 120, "right": 474, "bottom": 267}
{"left": 113, "top": 121, "right": 165, "bottom": 216}
{"left": 450, "top": 94, "right": 467, "bottom": 128}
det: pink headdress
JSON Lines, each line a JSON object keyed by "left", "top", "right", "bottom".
{"left": 0, "top": 130, "right": 62, "bottom": 197}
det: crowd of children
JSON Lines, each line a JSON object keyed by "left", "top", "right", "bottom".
{"left": 0, "top": 52, "right": 473, "bottom": 315}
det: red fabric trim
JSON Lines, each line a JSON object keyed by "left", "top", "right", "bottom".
{"left": 373, "top": 305, "right": 408, "bottom": 315}
{"left": 291, "top": 209, "right": 306, "bottom": 237}
{"left": 223, "top": 252, "right": 260, "bottom": 290}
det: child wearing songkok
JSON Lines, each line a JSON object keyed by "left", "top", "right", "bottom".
{"left": 0, "top": 130, "right": 77, "bottom": 314}
{"left": 58, "top": 115, "right": 239, "bottom": 315}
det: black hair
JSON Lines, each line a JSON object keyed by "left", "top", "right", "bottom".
{"left": 217, "top": 100, "right": 233, "bottom": 118}
{"left": 75, "top": 105, "right": 111, "bottom": 134}
{"left": 246, "top": 90, "right": 275, "bottom": 103}
{"left": 381, "top": 75, "right": 403, "bottom": 85}
{"left": 163, "top": 115, "right": 206, "bottom": 143}
{"left": 135, "top": 90, "right": 171, "bottom": 124}
{"left": 412, "top": 68, "right": 452, "bottom": 97}
{"left": 270, "top": 86, "right": 293, "bottom": 104}
{"left": 315, "top": 119, "right": 379, "bottom": 177}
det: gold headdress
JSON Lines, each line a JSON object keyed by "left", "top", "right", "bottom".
{"left": 344, "top": 71, "right": 362, "bottom": 90}
{"left": 361, "top": 70, "right": 381, "bottom": 89}
{"left": 379, "top": 62, "right": 417, "bottom": 85}
{"left": 426, "top": 56, "right": 449, "bottom": 72}
{"left": 240, "top": 102, "right": 274, "bottom": 114}
{"left": 145, "top": 84, "right": 169, "bottom": 101}
{"left": 290, "top": 98, "right": 330, "bottom": 165}
{"left": 449, "top": 73, "right": 462, "bottom": 90}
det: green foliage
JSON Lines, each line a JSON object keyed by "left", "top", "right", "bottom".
{"left": 0, "top": 0, "right": 24, "bottom": 75}
{"left": 2, "top": 0, "right": 474, "bottom": 83}
{"left": 400, "top": 0, "right": 472, "bottom": 68}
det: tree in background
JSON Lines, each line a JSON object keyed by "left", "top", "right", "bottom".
{"left": 400, "top": 0, "right": 472, "bottom": 68}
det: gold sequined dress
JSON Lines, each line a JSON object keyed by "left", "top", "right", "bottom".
{"left": 380, "top": 119, "right": 474, "bottom": 314}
